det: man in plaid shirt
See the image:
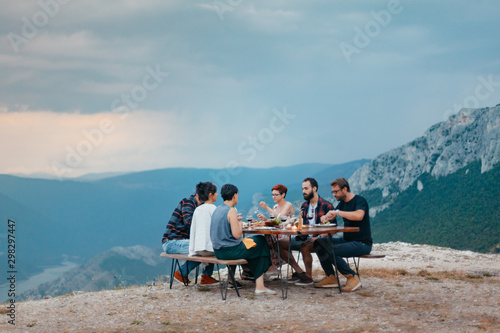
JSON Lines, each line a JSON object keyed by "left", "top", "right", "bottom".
{"left": 278, "top": 177, "right": 334, "bottom": 285}
{"left": 162, "top": 183, "right": 218, "bottom": 285}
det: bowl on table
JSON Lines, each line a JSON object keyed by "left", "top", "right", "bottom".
{"left": 264, "top": 220, "right": 279, "bottom": 227}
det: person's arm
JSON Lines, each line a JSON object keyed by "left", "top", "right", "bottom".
{"left": 259, "top": 201, "right": 275, "bottom": 215}
{"left": 228, "top": 207, "right": 242, "bottom": 239}
{"left": 338, "top": 209, "right": 364, "bottom": 221}
{"left": 325, "top": 209, "right": 365, "bottom": 221}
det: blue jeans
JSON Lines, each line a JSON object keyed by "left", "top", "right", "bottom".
{"left": 162, "top": 239, "right": 214, "bottom": 276}
{"left": 313, "top": 237, "right": 371, "bottom": 277}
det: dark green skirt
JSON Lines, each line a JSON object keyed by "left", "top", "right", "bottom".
{"left": 214, "top": 235, "right": 271, "bottom": 279}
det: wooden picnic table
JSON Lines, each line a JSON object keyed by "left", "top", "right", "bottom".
{"left": 244, "top": 225, "right": 359, "bottom": 299}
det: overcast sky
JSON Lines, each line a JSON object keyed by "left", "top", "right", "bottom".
{"left": 1, "top": 0, "right": 499, "bottom": 178}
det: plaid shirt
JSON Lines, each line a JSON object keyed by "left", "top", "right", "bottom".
{"left": 300, "top": 195, "right": 334, "bottom": 225}
{"left": 162, "top": 195, "right": 198, "bottom": 242}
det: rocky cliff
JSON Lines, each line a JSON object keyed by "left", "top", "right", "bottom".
{"left": 349, "top": 105, "right": 500, "bottom": 205}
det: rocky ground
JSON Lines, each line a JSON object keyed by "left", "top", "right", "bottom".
{"left": 1, "top": 242, "right": 499, "bottom": 332}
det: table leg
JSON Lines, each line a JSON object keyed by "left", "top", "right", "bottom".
{"left": 275, "top": 234, "right": 286, "bottom": 300}
{"left": 327, "top": 233, "right": 342, "bottom": 293}
{"left": 285, "top": 235, "right": 293, "bottom": 299}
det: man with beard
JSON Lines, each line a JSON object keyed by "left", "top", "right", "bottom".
{"left": 278, "top": 177, "right": 333, "bottom": 285}
{"left": 313, "top": 177, "right": 372, "bottom": 292}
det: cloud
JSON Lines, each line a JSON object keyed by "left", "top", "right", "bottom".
{"left": 0, "top": 109, "right": 184, "bottom": 177}
{"left": 0, "top": 1, "right": 499, "bottom": 177}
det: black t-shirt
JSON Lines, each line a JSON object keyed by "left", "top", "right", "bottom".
{"left": 336, "top": 195, "right": 372, "bottom": 246}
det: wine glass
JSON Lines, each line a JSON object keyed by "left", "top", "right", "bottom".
{"left": 246, "top": 214, "right": 253, "bottom": 223}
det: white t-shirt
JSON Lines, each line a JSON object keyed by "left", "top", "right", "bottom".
{"left": 189, "top": 203, "right": 216, "bottom": 256}
{"left": 307, "top": 203, "right": 317, "bottom": 225}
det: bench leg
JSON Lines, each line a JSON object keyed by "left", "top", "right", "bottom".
{"left": 353, "top": 256, "right": 361, "bottom": 282}
{"left": 228, "top": 265, "right": 241, "bottom": 297}
{"left": 169, "top": 258, "right": 176, "bottom": 289}
{"left": 215, "top": 264, "right": 239, "bottom": 300}
{"left": 194, "top": 265, "right": 199, "bottom": 285}
{"left": 170, "top": 258, "right": 189, "bottom": 287}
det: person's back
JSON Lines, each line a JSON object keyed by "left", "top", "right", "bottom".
{"left": 211, "top": 183, "right": 276, "bottom": 296}
{"left": 162, "top": 195, "right": 197, "bottom": 243}
{"left": 189, "top": 203, "right": 216, "bottom": 256}
{"left": 210, "top": 203, "right": 240, "bottom": 250}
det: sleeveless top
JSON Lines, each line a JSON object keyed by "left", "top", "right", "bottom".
{"left": 210, "top": 203, "right": 241, "bottom": 250}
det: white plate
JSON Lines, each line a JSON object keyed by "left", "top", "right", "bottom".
{"left": 314, "top": 224, "right": 338, "bottom": 227}
{"left": 250, "top": 226, "right": 274, "bottom": 230}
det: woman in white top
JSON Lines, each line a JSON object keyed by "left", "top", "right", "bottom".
{"left": 257, "top": 184, "right": 295, "bottom": 269}
{"left": 189, "top": 183, "right": 218, "bottom": 256}
{"left": 257, "top": 184, "right": 295, "bottom": 220}
{"left": 186, "top": 182, "right": 219, "bottom": 285}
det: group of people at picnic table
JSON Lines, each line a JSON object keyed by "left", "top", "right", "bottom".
{"left": 161, "top": 177, "right": 372, "bottom": 296}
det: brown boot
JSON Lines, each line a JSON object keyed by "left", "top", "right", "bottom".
{"left": 313, "top": 275, "right": 339, "bottom": 288}
{"left": 343, "top": 274, "right": 361, "bottom": 292}
{"left": 200, "top": 274, "right": 219, "bottom": 285}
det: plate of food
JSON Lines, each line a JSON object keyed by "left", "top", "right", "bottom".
{"left": 251, "top": 226, "right": 275, "bottom": 230}
{"left": 264, "top": 220, "right": 280, "bottom": 227}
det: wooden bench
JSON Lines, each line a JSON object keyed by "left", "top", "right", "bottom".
{"left": 160, "top": 253, "right": 248, "bottom": 300}
{"left": 347, "top": 253, "right": 386, "bottom": 281}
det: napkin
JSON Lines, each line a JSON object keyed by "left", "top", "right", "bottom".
{"left": 242, "top": 237, "right": 256, "bottom": 249}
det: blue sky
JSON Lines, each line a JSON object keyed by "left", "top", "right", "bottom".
{"left": 1, "top": 0, "right": 499, "bottom": 178}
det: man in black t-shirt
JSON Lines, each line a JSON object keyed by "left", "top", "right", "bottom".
{"left": 313, "top": 177, "right": 372, "bottom": 292}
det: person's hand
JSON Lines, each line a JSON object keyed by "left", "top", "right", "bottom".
{"left": 325, "top": 210, "right": 336, "bottom": 221}
{"left": 257, "top": 213, "right": 266, "bottom": 220}
{"left": 259, "top": 201, "right": 267, "bottom": 209}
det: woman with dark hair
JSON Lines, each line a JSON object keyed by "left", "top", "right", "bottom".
{"left": 189, "top": 182, "right": 218, "bottom": 256}
{"left": 210, "top": 184, "right": 276, "bottom": 295}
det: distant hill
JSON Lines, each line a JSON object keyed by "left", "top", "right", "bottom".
{"left": 348, "top": 106, "right": 500, "bottom": 253}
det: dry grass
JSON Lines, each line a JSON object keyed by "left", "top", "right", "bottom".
{"left": 2, "top": 243, "right": 500, "bottom": 332}
{"left": 359, "top": 267, "right": 499, "bottom": 283}
{"left": 3, "top": 270, "right": 499, "bottom": 332}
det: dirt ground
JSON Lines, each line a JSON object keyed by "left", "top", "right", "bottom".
{"left": 1, "top": 242, "right": 499, "bottom": 332}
